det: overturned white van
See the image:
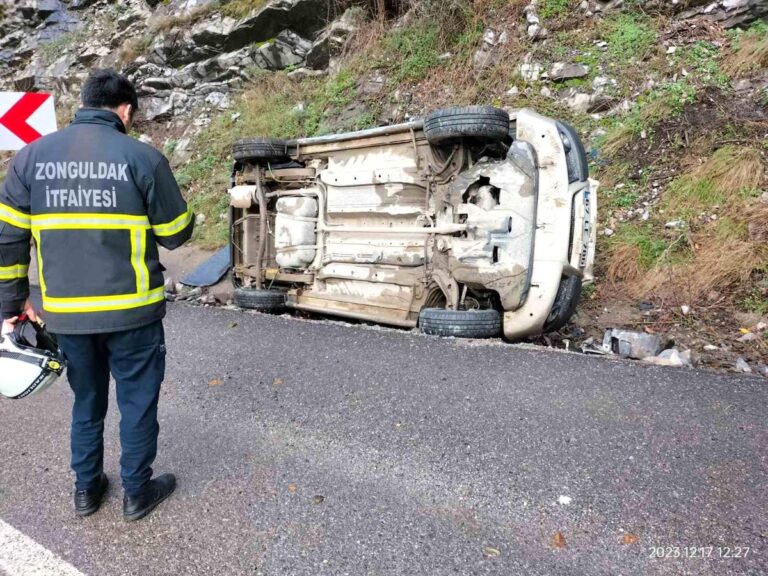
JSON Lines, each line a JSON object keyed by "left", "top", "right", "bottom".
{"left": 227, "top": 106, "right": 597, "bottom": 339}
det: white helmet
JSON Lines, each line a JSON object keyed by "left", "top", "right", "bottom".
{"left": 0, "top": 316, "right": 66, "bottom": 399}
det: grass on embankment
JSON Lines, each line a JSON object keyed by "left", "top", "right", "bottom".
{"left": 603, "top": 145, "right": 767, "bottom": 310}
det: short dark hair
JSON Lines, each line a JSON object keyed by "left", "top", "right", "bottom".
{"left": 81, "top": 69, "right": 138, "bottom": 114}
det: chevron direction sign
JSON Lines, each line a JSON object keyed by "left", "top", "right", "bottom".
{"left": 0, "top": 92, "right": 57, "bottom": 151}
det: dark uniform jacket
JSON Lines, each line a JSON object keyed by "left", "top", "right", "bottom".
{"left": 0, "top": 108, "right": 194, "bottom": 334}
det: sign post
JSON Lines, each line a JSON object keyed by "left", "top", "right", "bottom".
{"left": 0, "top": 92, "right": 57, "bottom": 151}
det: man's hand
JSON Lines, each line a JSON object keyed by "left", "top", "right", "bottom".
{"left": 1, "top": 300, "right": 38, "bottom": 336}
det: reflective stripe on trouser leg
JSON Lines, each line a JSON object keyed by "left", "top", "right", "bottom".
{"left": 56, "top": 333, "right": 111, "bottom": 492}
{"left": 106, "top": 321, "right": 166, "bottom": 496}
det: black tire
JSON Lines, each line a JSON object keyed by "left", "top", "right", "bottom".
{"left": 543, "top": 276, "right": 582, "bottom": 333}
{"left": 419, "top": 308, "right": 501, "bottom": 338}
{"left": 233, "top": 287, "right": 286, "bottom": 311}
{"left": 424, "top": 106, "right": 510, "bottom": 146}
{"left": 232, "top": 138, "right": 289, "bottom": 163}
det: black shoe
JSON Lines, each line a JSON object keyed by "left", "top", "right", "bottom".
{"left": 123, "top": 473, "right": 176, "bottom": 522}
{"left": 74, "top": 473, "right": 109, "bottom": 517}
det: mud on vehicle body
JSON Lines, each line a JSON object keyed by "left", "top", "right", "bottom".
{"left": 227, "top": 106, "right": 598, "bottom": 339}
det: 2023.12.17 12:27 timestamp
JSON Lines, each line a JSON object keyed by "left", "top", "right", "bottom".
{"left": 649, "top": 546, "right": 751, "bottom": 559}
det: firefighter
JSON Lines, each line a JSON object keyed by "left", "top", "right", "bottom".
{"left": 0, "top": 69, "right": 194, "bottom": 521}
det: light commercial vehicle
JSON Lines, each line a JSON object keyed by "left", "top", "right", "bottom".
{"left": 226, "top": 106, "right": 597, "bottom": 339}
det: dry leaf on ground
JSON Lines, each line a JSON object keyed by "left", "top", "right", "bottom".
{"left": 622, "top": 533, "right": 640, "bottom": 545}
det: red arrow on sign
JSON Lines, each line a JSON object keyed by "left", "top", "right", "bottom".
{"left": 0, "top": 93, "right": 51, "bottom": 144}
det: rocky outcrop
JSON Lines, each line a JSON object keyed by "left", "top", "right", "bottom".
{"left": 0, "top": 0, "right": 358, "bottom": 125}
{"left": 680, "top": 0, "right": 768, "bottom": 28}
{"left": 582, "top": 0, "right": 767, "bottom": 26}
{"left": 473, "top": 28, "right": 510, "bottom": 71}
{"left": 549, "top": 63, "right": 590, "bottom": 82}
{"left": 146, "top": 0, "right": 332, "bottom": 68}
{"left": 306, "top": 9, "right": 358, "bottom": 70}
{"left": 225, "top": 0, "right": 333, "bottom": 52}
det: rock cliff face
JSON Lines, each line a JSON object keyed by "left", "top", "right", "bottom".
{"left": 0, "top": 0, "right": 764, "bottom": 127}
{"left": 0, "top": 0, "right": 357, "bottom": 123}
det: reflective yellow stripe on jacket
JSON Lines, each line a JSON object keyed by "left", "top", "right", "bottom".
{"left": 0, "top": 264, "right": 29, "bottom": 280}
{"left": 0, "top": 201, "right": 31, "bottom": 230}
{"left": 152, "top": 208, "right": 193, "bottom": 237}
{"left": 31, "top": 213, "right": 161, "bottom": 314}
{"left": 42, "top": 288, "right": 166, "bottom": 313}
{"left": 32, "top": 213, "right": 151, "bottom": 230}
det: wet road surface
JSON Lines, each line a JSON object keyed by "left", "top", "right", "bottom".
{"left": 0, "top": 304, "right": 765, "bottom": 575}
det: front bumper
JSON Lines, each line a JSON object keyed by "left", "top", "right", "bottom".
{"left": 502, "top": 109, "right": 597, "bottom": 339}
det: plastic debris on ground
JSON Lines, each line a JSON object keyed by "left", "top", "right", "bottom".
{"left": 181, "top": 246, "right": 231, "bottom": 287}
{"left": 735, "top": 357, "right": 752, "bottom": 374}
{"left": 601, "top": 329, "right": 670, "bottom": 359}
{"left": 643, "top": 348, "right": 694, "bottom": 368}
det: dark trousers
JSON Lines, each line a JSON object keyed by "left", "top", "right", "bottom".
{"left": 56, "top": 321, "right": 166, "bottom": 497}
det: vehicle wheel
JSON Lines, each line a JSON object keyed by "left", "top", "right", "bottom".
{"left": 233, "top": 287, "right": 286, "bottom": 311}
{"left": 424, "top": 106, "right": 510, "bottom": 146}
{"left": 419, "top": 308, "right": 501, "bottom": 338}
{"left": 543, "top": 276, "right": 582, "bottom": 333}
{"left": 232, "top": 138, "right": 289, "bottom": 163}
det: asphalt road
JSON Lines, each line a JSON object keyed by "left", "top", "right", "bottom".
{"left": 0, "top": 303, "right": 765, "bottom": 576}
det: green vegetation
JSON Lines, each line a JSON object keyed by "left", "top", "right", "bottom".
{"left": 665, "top": 178, "right": 721, "bottom": 219}
{"left": 39, "top": 30, "right": 87, "bottom": 65}
{"left": 148, "top": 2, "right": 216, "bottom": 33}
{"left": 740, "top": 288, "right": 768, "bottom": 315}
{"left": 723, "top": 20, "right": 768, "bottom": 77}
{"left": 300, "top": 69, "right": 358, "bottom": 135}
{"left": 761, "top": 88, "right": 768, "bottom": 107}
{"left": 219, "top": 0, "right": 267, "bottom": 19}
{"left": 119, "top": 35, "right": 152, "bottom": 65}
{"left": 365, "top": 0, "right": 484, "bottom": 90}
{"left": 607, "top": 186, "right": 639, "bottom": 209}
{"left": 679, "top": 41, "right": 730, "bottom": 89}
{"left": 539, "top": 0, "right": 570, "bottom": 20}
{"left": 454, "top": 20, "right": 484, "bottom": 58}
{"left": 350, "top": 110, "right": 377, "bottom": 130}
{"left": 664, "top": 145, "right": 763, "bottom": 219}
{"left": 596, "top": 33, "right": 733, "bottom": 156}
{"left": 163, "top": 139, "right": 178, "bottom": 157}
{"left": 580, "top": 283, "right": 597, "bottom": 300}
{"left": 612, "top": 224, "right": 667, "bottom": 270}
{"left": 601, "top": 79, "right": 696, "bottom": 154}
{"left": 601, "top": 13, "right": 657, "bottom": 63}
{"left": 716, "top": 217, "right": 748, "bottom": 241}
{"left": 383, "top": 22, "right": 443, "bottom": 84}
